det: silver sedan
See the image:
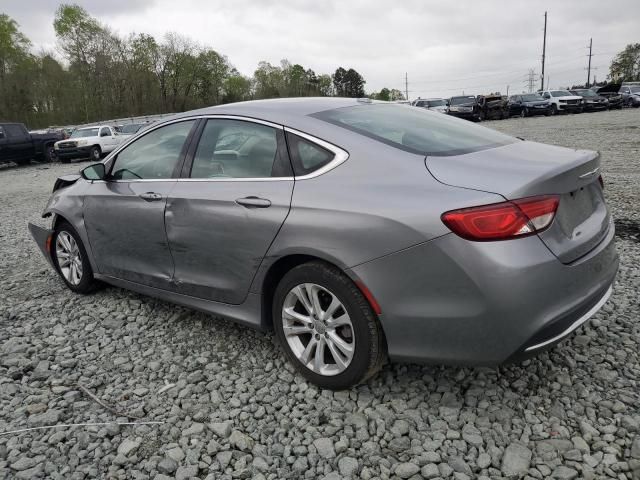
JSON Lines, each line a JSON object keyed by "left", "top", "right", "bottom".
{"left": 29, "top": 98, "right": 618, "bottom": 389}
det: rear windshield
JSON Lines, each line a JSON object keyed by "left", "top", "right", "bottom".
{"left": 450, "top": 96, "right": 476, "bottom": 105}
{"left": 312, "top": 104, "right": 516, "bottom": 156}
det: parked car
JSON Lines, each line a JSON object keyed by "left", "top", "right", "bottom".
{"left": 54, "top": 125, "right": 122, "bottom": 163}
{"left": 448, "top": 96, "right": 482, "bottom": 121}
{"left": 592, "top": 84, "right": 623, "bottom": 109}
{"left": 538, "top": 90, "right": 584, "bottom": 114}
{"left": 569, "top": 89, "right": 608, "bottom": 111}
{"left": 619, "top": 85, "right": 640, "bottom": 107}
{"left": 507, "top": 94, "right": 552, "bottom": 117}
{"left": 28, "top": 98, "right": 618, "bottom": 389}
{"left": 412, "top": 98, "right": 449, "bottom": 113}
{"left": 0, "top": 122, "right": 63, "bottom": 165}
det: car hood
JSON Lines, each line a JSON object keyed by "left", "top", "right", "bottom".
{"left": 555, "top": 96, "right": 583, "bottom": 101}
{"left": 523, "top": 101, "right": 549, "bottom": 106}
{"left": 55, "top": 136, "right": 100, "bottom": 146}
{"left": 596, "top": 83, "right": 621, "bottom": 94}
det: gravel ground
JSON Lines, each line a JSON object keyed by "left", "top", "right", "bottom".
{"left": 1, "top": 109, "right": 639, "bottom": 480}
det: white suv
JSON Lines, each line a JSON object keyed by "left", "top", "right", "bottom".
{"left": 54, "top": 125, "right": 122, "bottom": 163}
{"left": 538, "top": 90, "right": 584, "bottom": 115}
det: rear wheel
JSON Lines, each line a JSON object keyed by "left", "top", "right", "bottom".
{"left": 44, "top": 145, "right": 55, "bottom": 163}
{"left": 52, "top": 221, "right": 99, "bottom": 294}
{"left": 273, "top": 262, "right": 385, "bottom": 389}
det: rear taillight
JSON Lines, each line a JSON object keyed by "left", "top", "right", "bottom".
{"left": 441, "top": 195, "right": 560, "bottom": 241}
{"left": 598, "top": 174, "right": 604, "bottom": 189}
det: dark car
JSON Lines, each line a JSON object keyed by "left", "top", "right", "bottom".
{"left": 593, "top": 84, "right": 623, "bottom": 109}
{"left": 0, "top": 122, "right": 64, "bottom": 165}
{"left": 448, "top": 95, "right": 507, "bottom": 122}
{"left": 619, "top": 85, "right": 640, "bottom": 107}
{"left": 508, "top": 94, "right": 552, "bottom": 117}
{"left": 570, "top": 89, "right": 608, "bottom": 112}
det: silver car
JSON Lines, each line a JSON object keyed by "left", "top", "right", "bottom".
{"left": 29, "top": 98, "right": 618, "bottom": 389}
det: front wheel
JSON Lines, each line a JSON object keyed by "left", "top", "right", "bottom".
{"left": 273, "top": 262, "right": 386, "bottom": 389}
{"left": 52, "top": 221, "right": 99, "bottom": 294}
{"left": 520, "top": 108, "right": 527, "bottom": 118}
{"left": 44, "top": 145, "right": 55, "bottom": 163}
{"left": 89, "top": 146, "right": 101, "bottom": 161}
{"left": 550, "top": 104, "right": 557, "bottom": 116}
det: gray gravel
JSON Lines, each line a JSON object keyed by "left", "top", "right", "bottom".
{"left": 1, "top": 108, "right": 639, "bottom": 479}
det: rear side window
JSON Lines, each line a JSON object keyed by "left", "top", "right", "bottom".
{"left": 190, "top": 119, "right": 291, "bottom": 178}
{"left": 286, "top": 132, "right": 334, "bottom": 176}
{"left": 312, "top": 104, "right": 516, "bottom": 157}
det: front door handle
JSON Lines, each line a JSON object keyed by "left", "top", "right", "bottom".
{"left": 139, "top": 192, "right": 163, "bottom": 201}
{"left": 236, "top": 196, "right": 271, "bottom": 208}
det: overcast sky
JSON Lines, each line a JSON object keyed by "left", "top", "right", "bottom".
{"left": 4, "top": 0, "right": 639, "bottom": 99}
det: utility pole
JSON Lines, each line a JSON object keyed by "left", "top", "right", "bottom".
{"left": 586, "top": 38, "right": 593, "bottom": 88}
{"left": 405, "top": 72, "right": 409, "bottom": 101}
{"left": 506, "top": 85, "right": 509, "bottom": 97}
{"left": 541, "top": 11, "right": 547, "bottom": 91}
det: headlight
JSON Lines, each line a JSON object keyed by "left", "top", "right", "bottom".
{"left": 77, "top": 139, "right": 88, "bottom": 146}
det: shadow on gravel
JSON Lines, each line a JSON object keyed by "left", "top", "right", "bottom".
{"left": 615, "top": 218, "right": 640, "bottom": 242}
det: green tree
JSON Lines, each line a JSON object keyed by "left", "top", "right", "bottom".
{"left": 609, "top": 43, "right": 640, "bottom": 82}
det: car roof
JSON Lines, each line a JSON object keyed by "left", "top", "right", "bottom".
{"left": 168, "top": 97, "right": 375, "bottom": 125}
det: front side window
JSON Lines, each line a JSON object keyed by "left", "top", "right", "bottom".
{"left": 312, "top": 103, "right": 516, "bottom": 156}
{"left": 111, "top": 120, "right": 195, "bottom": 180}
{"left": 190, "top": 119, "right": 288, "bottom": 178}
{"left": 100, "top": 127, "right": 110, "bottom": 137}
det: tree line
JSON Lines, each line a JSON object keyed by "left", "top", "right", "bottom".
{"left": 0, "top": 4, "right": 405, "bottom": 129}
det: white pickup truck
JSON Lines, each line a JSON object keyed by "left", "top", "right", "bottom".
{"left": 54, "top": 125, "right": 123, "bottom": 163}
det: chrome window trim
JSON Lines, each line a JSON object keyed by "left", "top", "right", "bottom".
{"left": 98, "top": 114, "right": 349, "bottom": 183}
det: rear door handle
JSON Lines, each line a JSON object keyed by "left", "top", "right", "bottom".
{"left": 236, "top": 196, "right": 271, "bottom": 208}
{"left": 139, "top": 192, "right": 163, "bottom": 201}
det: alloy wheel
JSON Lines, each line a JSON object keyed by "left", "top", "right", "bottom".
{"left": 282, "top": 283, "right": 355, "bottom": 376}
{"left": 55, "top": 231, "right": 83, "bottom": 285}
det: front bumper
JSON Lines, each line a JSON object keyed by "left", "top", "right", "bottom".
{"left": 28, "top": 223, "right": 54, "bottom": 267}
{"left": 525, "top": 105, "right": 552, "bottom": 115}
{"left": 558, "top": 103, "right": 582, "bottom": 112}
{"left": 350, "top": 221, "right": 618, "bottom": 365}
{"left": 583, "top": 102, "right": 608, "bottom": 111}
{"left": 54, "top": 146, "right": 93, "bottom": 159}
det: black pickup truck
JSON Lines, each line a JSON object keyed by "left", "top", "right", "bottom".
{"left": 0, "top": 122, "right": 64, "bottom": 165}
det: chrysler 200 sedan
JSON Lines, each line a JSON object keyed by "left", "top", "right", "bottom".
{"left": 29, "top": 98, "right": 618, "bottom": 389}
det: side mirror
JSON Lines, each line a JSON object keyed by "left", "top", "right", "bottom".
{"left": 81, "top": 163, "right": 106, "bottom": 181}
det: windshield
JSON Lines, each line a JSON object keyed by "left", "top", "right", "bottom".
{"left": 427, "top": 99, "right": 447, "bottom": 107}
{"left": 70, "top": 128, "right": 99, "bottom": 138}
{"left": 120, "top": 124, "right": 143, "bottom": 134}
{"left": 312, "top": 104, "right": 516, "bottom": 157}
{"left": 572, "top": 89, "right": 596, "bottom": 97}
{"left": 550, "top": 90, "right": 572, "bottom": 97}
{"left": 522, "top": 94, "right": 544, "bottom": 101}
{"left": 450, "top": 96, "right": 476, "bottom": 105}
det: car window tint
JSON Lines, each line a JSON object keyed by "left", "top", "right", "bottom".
{"left": 100, "top": 127, "right": 110, "bottom": 136}
{"left": 191, "top": 119, "right": 280, "bottom": 178}
{"left": 111, "top": 120, "right": 195, "bottom": 180}
{"left": 312, "top": 104, "right": 516, "bottom": 157}
{"left": 285, "top": 133, "right": 334, "bottom": 176}
{"left": 5, "top": 124, "right": 25, "bottom": 138}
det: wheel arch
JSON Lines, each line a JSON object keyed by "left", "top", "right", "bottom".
{"left": 258, "top": 253, "right": 379, "bottom": 332}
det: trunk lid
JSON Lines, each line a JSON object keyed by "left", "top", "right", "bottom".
{"left": 426, "top": 141, "right": 610, "bottom": 264}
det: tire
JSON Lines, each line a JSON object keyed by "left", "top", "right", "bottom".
{"left": 89, "top": 146, "right": 101, "bottom": 161}
{"left": 273, "top": 261, "right": 386, "bottom": 389}
{"left": 51, "top": 221, "right": 99, "bottom": 294}
{"left": 44, "top": 145, "right": 55, "bottom": 163}
{"left": 520, "top": 108, "right": 527, "bottom": 118}
{"left": 550, "top": 104, "right": 557, "bottom": 116}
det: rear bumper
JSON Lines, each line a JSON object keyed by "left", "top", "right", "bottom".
{"left": 28, "top": 223, "right": 54, "bottom": 267}
{"left": 448, "top": 111, "right": 479, "bottom": 121}
{"left": 350, "top": 221, "right": 618, "bottom": 365}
